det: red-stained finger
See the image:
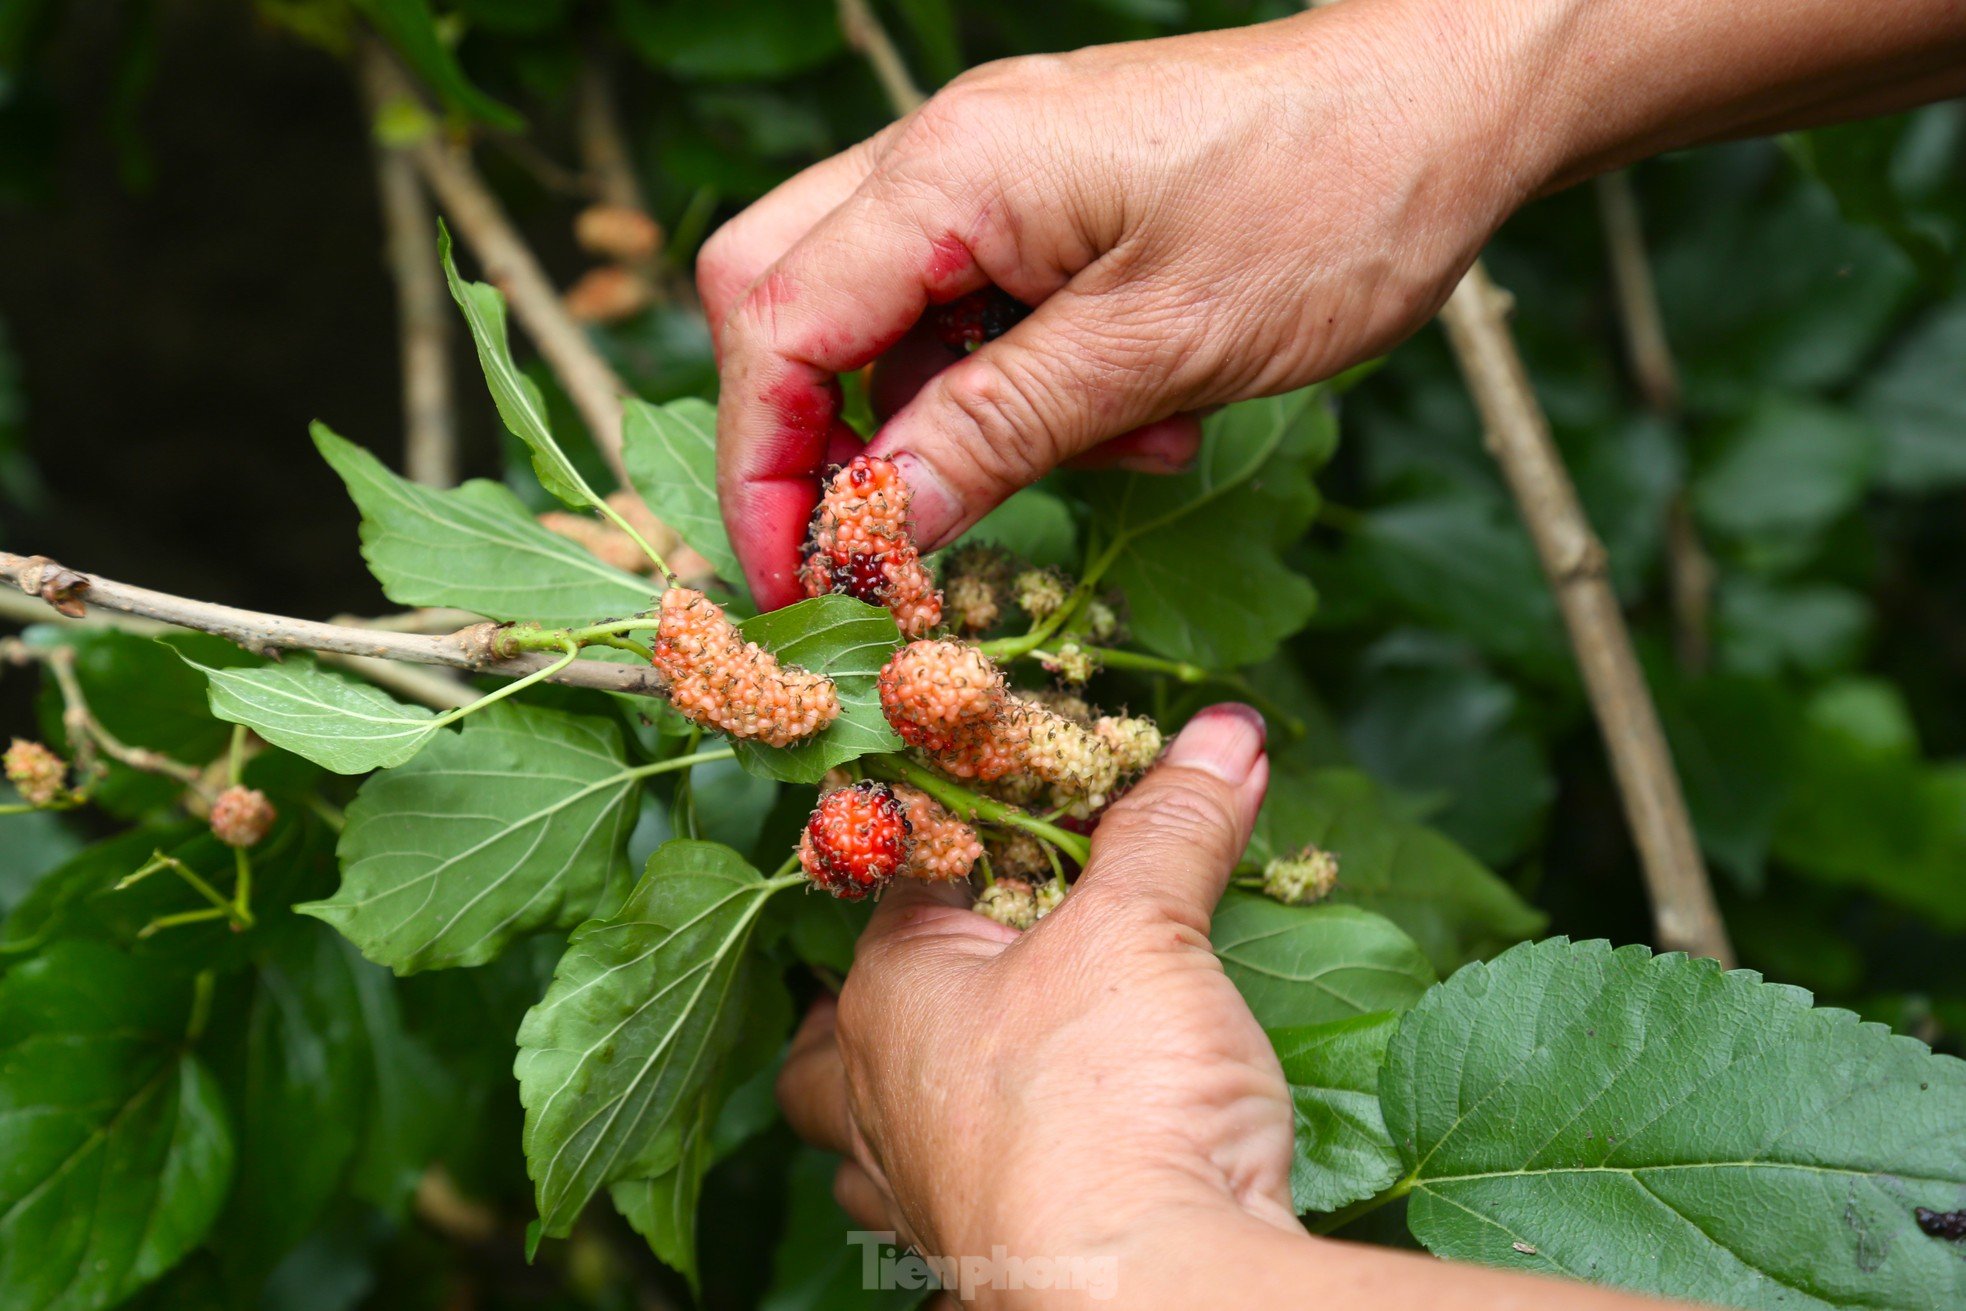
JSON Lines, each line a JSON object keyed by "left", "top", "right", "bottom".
{"left": 1061, "top": 412, "right": 1204, "bottom": 472}
{"left": 714, "top": 181, "right": 1000, "bottom": 608}
{"left": 696, "top": 129, "right": 897, "bottom": 351}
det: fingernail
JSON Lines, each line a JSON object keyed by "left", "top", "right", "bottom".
{"left": 1166, "top": 703, "right": 1266, "bottom": 784}
{"left": 887, "top": 450, "right": 960, "bottom": 547}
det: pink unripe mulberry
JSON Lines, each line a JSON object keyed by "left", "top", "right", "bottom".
{"left": 4, "top": 738, "right": 67, "bottom": 808}
{"left": 878, "top": 640, "right": 1005, "bottom": 753}
{"left": 889, "top": 783, "right": 982, "bottom": 882}
{"left": 210, "top": 785, "right": 277, "bottom": 848}
{"left": 574, "top": 204, "right": 663, "bottom": 263}
{"left": 652, "top": 588, "right": 840, "bottom": 747}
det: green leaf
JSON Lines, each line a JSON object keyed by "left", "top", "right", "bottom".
{"left": 314, "top": 423, "right": 655, "bottom": 625}
{"left": 196, "top": 656, "right": 440, "bottom": 774}
{"left": 206, "top": 921, "right": 368, "bottom": 1285}
{"left": 622, "top": 396, "right": 746, "bottom": 596}
{"left": 1657, "top": 674, "right": 1799, "bottom": 892}
{"left": 0, "top": 942, "right": 235, "bottom": 1311}
{"left": 1694, "top": 395, "right": 1877, "bottom": 542}
{"left": 958, "top": 486, "right": 1078, "bottom": 568}
{"left": 351, "top": 0, "right": 522, "bottom": 129}
{"left": 1385, "top": 938, "right": 1966, "bottom": 1309}
{"left": 1787, "top": 120, "right": 1952, "bottom": 287}
{"left": 515, "top": 840, "right": 791, "bottom": 1235}
{"left": 1211, "top": 893, "right": 1435, "bottom": 1029}
{"left": 612, "top": 0, "right": 844, "bottom": 79}
{"left": 300, "top": 703, "right": 643, "bottom": 973}
{"left": 440, "top": 224, "right": 604, "bottom": 514}
{"left": 1250, "top": 767, "right": 1545, "bottom": 973}
{"left": 1342, "top": 639, "right": 1555, "bottom": 868}
{"left": 344, "top": 939, "right": 453, "bottom": 1212}
{"left": 1856, "top": 298, "right": 1966, "bottom": 493}
{"left": 762, "top": 1148, "right": 929, "bottom": 1311}
{"left": 1715, "top": 578, "right": 1871, "bottom": 679}
{"left": 1349, "top": 492, "right": 1567, "bottom": 678}
{"left": 1270, "top": 1011, "right": 1401, "bottom": 1214}
{"left": 1086, "top": 388, "right": 1334, "bottom": 667}
{"left": 729, "top": 595, "right": 905, "bottom": 783}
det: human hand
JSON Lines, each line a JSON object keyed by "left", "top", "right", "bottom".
{"left": 700, "top": 0, "right": 1530, "bottom": 608}
{"left": 775, "top": 704, "right": 1296, "bottom": 1275}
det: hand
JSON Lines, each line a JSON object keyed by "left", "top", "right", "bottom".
{"left": 776, "top": 704, "right": 1293, "bottom": 1273}
{"left": 700, "top": 0, "right": 1530, "bottom": 608}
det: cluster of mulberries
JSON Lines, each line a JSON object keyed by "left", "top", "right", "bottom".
{"left": 797, "top": 778, "right": 983, "bottom": 897}
{"left": 943, "top": 545, "right": 1013, "bottom": 633}
{"left": 972, "top": 876, "right": 1065, "bottom": 930}
{"left": 652, "top": 588, "right": 840, "bottom": 747}
{"left": 564, "top": 204, "right": 663, "bottom": 325}
{"left": 876, "top": 640, "right": 1164, "bottom": 811}
{"left": 4, "top": 739, "right": 67, "bottom": 808}
{"left": 801, "top": 455, "right": 943, "bottom": 636}
{"left": 1263, "top": 846, "right": 1340, "bottom": 905}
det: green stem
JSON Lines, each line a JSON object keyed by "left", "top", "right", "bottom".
{"left": 865, "top": 755, "right": 1090, "bottom": 866}
{"left": 592, "top": 500, "right": 676, "bottom": 583}
{"left": 119, "top": 851, "right": 236, "bottom": 916}
{"left": 231, "top": 847, "right": 256, "bottom": 929}
{"left": 186, "top": 970, "right": 216, "bottom": 1041}
{"left": 305, "top": 795, "right": 346, "bottom": 833}
{"left": 622, "top": 746, "right": 736, "bottom": 785}
{"left": 139, "top": 906, "right": 232, "bottom": 938}
{"left": 227, "top": 724, "right": 248, "bottom": 787}
{"left": 1082, "top": 647, "right": 1306, "bottom": 738}
{"left": 1308, "top": 1175, "right": 1415, "bottom": 1235}
{"left": 557, "top": 617, "right": 662, "bottom": 643}
{"left": 428, "top": 638, "right": 580, "bottom": 730}
{"left": 586, "top": 633, "right": 654, "bottom": 661}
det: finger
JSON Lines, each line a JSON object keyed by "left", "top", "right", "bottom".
{"left": 1071, "top": 703, "right": 1270, "bottom": 933}
{"left": 832, "top": 1159, "right": 898, "bottom": 1232}
{"left": 1062, "top": 412, "right": 1204, "bottom": 473}
{"left": 696, "top": 129, "right": 895, "bottom": 351}
{"left": 777, "top": 998, "right": 855, "bottom": 1155}
{"left": 863, "top": 277, "right": 1194, "bottom": 548}
{"left": 714, "top": 183, "right": 1002, "bottom": 609}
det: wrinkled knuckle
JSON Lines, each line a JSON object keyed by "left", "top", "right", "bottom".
{"left": 937, "top": 356, "right": 1062, "bottom": 483}
{"left": 1108, "top": 784, "right": 1239, "bottom": 859}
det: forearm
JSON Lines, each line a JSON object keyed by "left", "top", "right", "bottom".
{"left": 1476, "top": 0, "right": 1966, "bottom": 191}
{"left": 1084, "top": 1207, "right": 1691, "bottom": 1311}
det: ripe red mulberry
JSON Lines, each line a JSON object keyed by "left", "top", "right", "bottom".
{"left": 799, "top": 781, "right": 910, "bottom": 899}
{"left": 652, "top": 588, "right": 839, "bottom": 747}
{"left": 928, "top": 287, "right": 1030, "bottom": 353}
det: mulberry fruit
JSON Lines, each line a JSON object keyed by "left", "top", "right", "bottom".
{"left": 1013, "top": 568, "right": 1069, "bottom": 619}
{"left": 652, "top": 588, "right": 839, "bottom": 747}
{"left": 210, "top": 785, "right": 277, "bottom": 848}
{"left": 929, "top": 287, "right": 1030, "bottom": 353}
{"left": 4, "top": 739, "right": 67, "bottom": 808}
{"left": 1263, "top": 846, "right": 1340, "bottom": 905}
{"left": 943, "top": 545, "right": 1013, "bottom": 633}
{"left": 537, "top": 511, "right": 653, "bottom": 575}
{"left": 890, "top": 783, "right": 982, "bottom": 881}
{"left": 1039, "top": 642, "right": 1097, "bottom": 686}
{"left": 574, "top": 204, "right": 663, "bottom": 263}
{"left": 801, "top": 455, "right": 943, "bottom": 636}
{"left": 984, "top": 831, "right": 1048, "bottom": 881}
{"left": 973, "top": 877, "right": 1038, "bottom": 929}
{"left": 878, "top": 640, "right": 1005, "bottom": 753}
{"left": 1094, "top": 715, "right": 1164, "bottom": 774}
{"left": 563, "top": 266, "right": 655, "bottom": 323}
{"left": 799, "top": 781, "right": 910, "bottom": 899}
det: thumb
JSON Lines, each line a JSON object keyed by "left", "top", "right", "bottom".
{"left": 1072, "top": 704, "right": 1270, "bottom": 933}
{"left": 864, "top": 283, "right": 1198, "bottom": 548}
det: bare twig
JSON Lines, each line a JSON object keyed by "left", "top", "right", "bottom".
{"left": 2, "top": 639, "right": 212, "bottom": 796}
{"left": 837, "top": 0, "right": 926, "bottom": 114}
{"left": 1596, "top": 170, "right": 1714, "bottom": 672}
{"left": 0, "top": 552, "right": 669, "bottom": 700}
{"left": 363, "top": 55, "right": 632, "bottom": 481}
{"left": 1437, "top": 264, "right": 1733, "bottom": 965}
{"left": 359, "top": 42, "right": 459, "bottom": 488}
{"left": 575, "top": 57, "right": 646, "bottom": 213}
